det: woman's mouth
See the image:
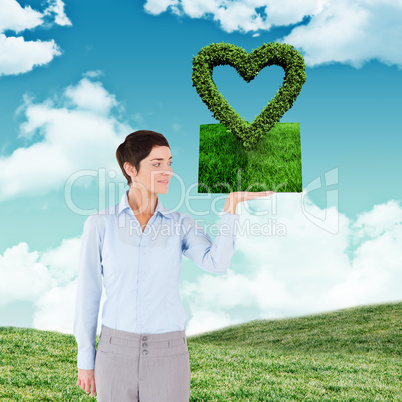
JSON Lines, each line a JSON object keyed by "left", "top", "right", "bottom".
{"left": 158, "top": 180, "right": 169, "bottom": 184}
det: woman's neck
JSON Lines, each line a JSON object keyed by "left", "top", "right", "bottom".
{"left": 127, "top": 188, "right": 157, "bottom": 216}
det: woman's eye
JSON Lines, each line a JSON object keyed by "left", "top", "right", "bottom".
{"left": 153, "top": 162, "right": 173, "bottom": 167}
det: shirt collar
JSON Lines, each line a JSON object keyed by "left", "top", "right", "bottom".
{"left": 117, "top": 189, "right": 173, "bottom": 219}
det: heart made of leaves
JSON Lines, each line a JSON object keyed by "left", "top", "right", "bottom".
{"left": 192, "top": 42, "right": 306, "bottom": 151}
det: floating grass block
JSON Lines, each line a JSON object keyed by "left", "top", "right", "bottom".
{"left": 198, "top": 122, "right": 302, "bottom": 193}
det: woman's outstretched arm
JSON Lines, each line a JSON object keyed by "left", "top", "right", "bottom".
{"left": 181, "top": 191, "right": 273, "bottom": 274}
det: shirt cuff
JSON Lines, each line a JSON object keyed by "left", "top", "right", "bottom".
{"left": 77, "top": 349, "right": 96, "bottom": 370}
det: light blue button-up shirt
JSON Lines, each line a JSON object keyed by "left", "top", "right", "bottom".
{"left": 73, "top": 189, "right": 240, "bottom": 369}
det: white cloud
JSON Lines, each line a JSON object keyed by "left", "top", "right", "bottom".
{"left": 353, "top": 200, "right": 402, "bottom": 238}
{"left": 39, "top": 237, "right": 82, "bottom": 285}
{"left": 184, "top": 309, "right": 237, "bottom": 335}
{"left": 44, "top": 0, "right": 72, "bottom": 27}
{"left": 143, "top": 0, "right": 402, "bottom": 68}
{"left": 0, "top": 231, "right": 83, "bottom": 308}
{"left": 0, "top": 0, "right": 43, "bottom": 32}
{"left": 83, "top": 70, "right": 104, "bottom": 78}
{"left": 0, "top": 74, "right": 132, "bottom": 201}
{"left": 264, "top": 0, "right": 324, "bottom": 26}
{"left": 33, "top": 280, "right": 78, "bottom": 333}
{"left": 0, "top": 231, "right": 105, "bottom": 334}
{"left": 0, "top": 34, "right": 61, "bottom": 76}
{"left": 33, "top": 279, "right": 106, "bottom": 335}
{"left": 326, "top": 223, "right": 402, "bottom": 308}
{"left": 145, "top": 0, "right": 323, "bottom": 30}
{"left": 281, "top": 0, "right": 402, "bottom": 68}
{"left": 183, "top": 194, "right": 402, "bottom": 335}
{"left": 64, "top": 77, "right": 118, "bottom": 115}
{"left": 0, "top": 242, "right": 57, "bottom": 307}
{"left": 144, "top": 0, "right": 179, "bottom": 15}
{"left": 213, "top": 1, "right": 271, "bottom": 33}
{"left": 0, "top": 0, "right": 71, "bottom": 76}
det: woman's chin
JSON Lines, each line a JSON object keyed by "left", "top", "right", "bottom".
{"left": 158, "top": 185, "right": 169, "bottom": 194}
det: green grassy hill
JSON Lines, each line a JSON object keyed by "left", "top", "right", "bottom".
{"left": 0, "top": 301, "right": 401, "bottom": 401}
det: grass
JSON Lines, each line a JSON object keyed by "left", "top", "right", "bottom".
{"left": 198, "top": 123, "right": 302, "bottom": 194}
{"left": 0, "top": 301, "right": 401, "bottom": 401}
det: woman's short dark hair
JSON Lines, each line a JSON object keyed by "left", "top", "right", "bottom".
{"left": 116, "top": 130, "right": 170, "bottom": 186}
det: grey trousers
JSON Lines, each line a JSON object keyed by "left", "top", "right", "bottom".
{"left": 94, "top": 325, "right": 191, "bottom": 401}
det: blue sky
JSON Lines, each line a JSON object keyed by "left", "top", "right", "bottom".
{"left": 0, "top": 0, "right": 401, "bottom": 335}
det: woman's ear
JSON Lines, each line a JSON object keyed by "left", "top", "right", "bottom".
{"left": 124, "top": 162, "right": 136, "bottom": 177}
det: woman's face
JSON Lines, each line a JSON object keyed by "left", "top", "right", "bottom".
{"left": 130, "top": 146, "right": 173, "bottom": 195}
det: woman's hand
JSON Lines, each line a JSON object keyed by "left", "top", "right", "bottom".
{"left": 77, "top": 368, "right": 96, "bottom": 397}
{"left": 224, "top": 191, "right": 274, "bottom": 214}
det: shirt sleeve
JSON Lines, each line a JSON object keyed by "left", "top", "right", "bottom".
{"left": 73, "top": 214, "right": 103, "bottom": 370}
{"left": 181, "top": 211, "right": 240, "bottom": 274}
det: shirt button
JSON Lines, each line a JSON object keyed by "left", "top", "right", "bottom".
{"left": 142, "top": 349, "right": 148, "bottom": 356}
{"left": 142, "top": 335, "right": 147, "bottom": 341}
{"left": 142, "top": 342, "right": 147, "bottom": 347}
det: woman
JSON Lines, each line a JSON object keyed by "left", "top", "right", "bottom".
{"left": 73, "top": 130, "right": 273, "bottom": 401}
